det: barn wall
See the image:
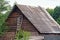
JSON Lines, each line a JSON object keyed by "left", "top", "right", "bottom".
{"left": 6, "top": 12, "right": 20, "bottom": 31}
{"left": 6, "top": 11, "right": 40, "bottom": 36}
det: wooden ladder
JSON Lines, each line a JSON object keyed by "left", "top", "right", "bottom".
{"left": 17, "top": 15, "right": 23, "bottom": 31}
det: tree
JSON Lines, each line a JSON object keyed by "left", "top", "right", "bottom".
{"left": 46, "top": 8, "right": 54, "bottom": 16}
{"left": 46, "top": 7, "right": 60, "bottom": 24}
{"left": 53, "top": 6, "right": 60, "bottom": 20}
{"left": 0, "top": 0, "right": 11, "bottom": 14}
{"left": 0, "top": 0, "right": 11, "bottom": 36}
{"left": 53, "top": 6, "right": 60, "bottom": 24}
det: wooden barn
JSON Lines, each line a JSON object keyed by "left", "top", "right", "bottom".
{"left": 2, "top": 4, "right": 60, "bottom": 40}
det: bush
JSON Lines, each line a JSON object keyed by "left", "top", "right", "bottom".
{"left": 15, "top": 29, "right": 30, "bottom": 40}
{"left": 0, "top": 22, "right": 8, "bottom": 36}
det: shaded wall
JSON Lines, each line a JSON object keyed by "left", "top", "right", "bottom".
{"left": 44, "top": 35, "right": 60, "bottom": 40}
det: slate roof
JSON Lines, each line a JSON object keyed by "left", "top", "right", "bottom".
{"left": 11, "top": 4, "right": 60, "bottom": 33}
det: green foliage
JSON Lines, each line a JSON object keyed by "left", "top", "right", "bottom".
{"left": 0, "top": 22, "right": 8, "bottom": 36}
{"left": 46, "top": 6, "right": 60, "bottom": 25}
{"left": 0, "top": 0, "right": 11, "bottom": 36}
{"left": 0, "top": 12, "right": 9, "bottom": 36}
{"left": 0, "top": 0, "right": 11, "bottom": 13}
{"left": 15, "top": 30, "right": 23, "bottom": 40}
{"left": 53, "top": 6, "right": 60, "bottom": 20}
{"left": 53, "top": 6, "right": 60, "bottom": 24}
{"left": 23, "top": 31, "right": 30, "bottom": 40}
{"left": 46, "top": 8, "right": 54, "bottom": 16}
{"left": 15, "top": 29, "right": 30, "bottom": 40}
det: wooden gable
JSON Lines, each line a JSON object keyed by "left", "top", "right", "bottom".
{"left": 6, "top": 5, "right": 40, "bottom": 35}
